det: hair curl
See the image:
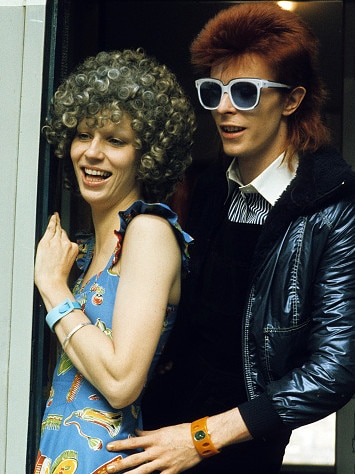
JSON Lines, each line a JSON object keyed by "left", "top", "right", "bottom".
{"left": 190, "top": 2, "right": 331, "bottom": 160}
{"left": 43, "top": 49, "right": 196, "bottom": 202}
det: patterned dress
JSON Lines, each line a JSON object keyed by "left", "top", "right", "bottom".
{"left": 34, "top": 201, "right": 192, "bottom": 474}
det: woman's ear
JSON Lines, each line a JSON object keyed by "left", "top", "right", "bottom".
{"left": 282, "top": 86, "right": 307, "bottom": 116}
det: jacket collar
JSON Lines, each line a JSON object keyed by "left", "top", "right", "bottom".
{"left": 251, "top": 147, "right": 355, "bottom": 278}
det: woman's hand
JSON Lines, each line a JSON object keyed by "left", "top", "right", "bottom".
{"left": 106, "top": 424, "right": 202, "bottom": 473}
{"left": 34, "top": 212, "right": 78, "bottom": 302}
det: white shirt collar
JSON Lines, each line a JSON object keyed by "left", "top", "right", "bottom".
{"left": 226, "top": 153, "right": 298, "bottom": 206}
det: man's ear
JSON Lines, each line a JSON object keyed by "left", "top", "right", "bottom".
{"left": 282, "top": 86, "right": 307, "bottom": 116}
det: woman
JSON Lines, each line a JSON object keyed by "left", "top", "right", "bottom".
{"left": 33, "top": 48, "right": 195, "bottom": 473}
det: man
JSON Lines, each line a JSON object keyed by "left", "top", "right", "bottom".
{"left": 106, "top": 3, "right": 355, "bottom": 473}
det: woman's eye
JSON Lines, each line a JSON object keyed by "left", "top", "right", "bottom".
{"left": 76, "top": 132, "right": 90, "bottom": 140}
{"left": 108, "top": 137, "right": 125, "bottom": 146}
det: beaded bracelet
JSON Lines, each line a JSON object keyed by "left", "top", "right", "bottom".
{"left": 62, "top": 322, "right": 92, "bottom": 350}
{"left": 191, "top": 416, "right": 220, "bottom": 458}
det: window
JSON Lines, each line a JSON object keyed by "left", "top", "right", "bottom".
{"left": 283, "top": 414, "right": 336, "bottom": 467}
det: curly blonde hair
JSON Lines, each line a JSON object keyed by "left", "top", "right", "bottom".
{"left": 43, "top": 49, "right": 196, "bottom": 202}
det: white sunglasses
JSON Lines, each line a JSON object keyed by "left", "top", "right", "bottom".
{"left": 195, "top": 77, "right": 292, "bottom": 111}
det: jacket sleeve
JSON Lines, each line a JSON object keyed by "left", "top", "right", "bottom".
{"left": 239, "top": 197, "right": 355, "bottom": 439}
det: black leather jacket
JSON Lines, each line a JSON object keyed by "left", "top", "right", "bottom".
{"left": 187, "top": 147, "right": 355, "bottom": 439}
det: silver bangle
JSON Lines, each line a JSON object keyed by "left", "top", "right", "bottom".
{"left": 62, "top": 322, "right": 92, "bottom": 350}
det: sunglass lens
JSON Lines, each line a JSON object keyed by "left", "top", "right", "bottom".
{"left": 231, "top": 82, "right": 258, "bottom": 109}
{"left": 200, "top": 82, "right": 222, "bottom": 109}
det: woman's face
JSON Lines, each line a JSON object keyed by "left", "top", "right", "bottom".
{"left": 210, "top": 53, "right": 292, "bottom": 173}
{"left": 70, "top": 112, "right": 141, "bottom": 212}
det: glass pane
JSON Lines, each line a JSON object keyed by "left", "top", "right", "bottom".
{"left": 283, "top": 413, "right": 336, "bottom": 466}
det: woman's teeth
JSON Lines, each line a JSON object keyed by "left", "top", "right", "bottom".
{"left": 84, "top": 168, "right": 111, "bottom": 178}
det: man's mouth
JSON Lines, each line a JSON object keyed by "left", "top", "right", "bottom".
{"left": 221, "top": 126, "right": 245, "bottom": 133}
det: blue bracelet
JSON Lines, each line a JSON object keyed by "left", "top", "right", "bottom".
{"left": 46, "top": 298, "right": 82, "bottom": 332}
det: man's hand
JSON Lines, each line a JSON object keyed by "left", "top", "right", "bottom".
{"left": 105, "top": 408, "right": 250, "bottom": 473}
{"left": 106, "top": 423, "right": 202, "bottom": 473}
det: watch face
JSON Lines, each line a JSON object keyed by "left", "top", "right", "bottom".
{"left": 194, "top": 430, "right": 206, "bottom": 441}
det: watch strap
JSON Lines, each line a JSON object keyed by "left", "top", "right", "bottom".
{"left": 46, "top": 298, "right": 82, "bottom": 332}
{"left": 191, "top": 416, "right": 220, "bottom": 458}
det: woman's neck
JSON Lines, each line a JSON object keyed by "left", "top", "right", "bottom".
{"left": 90, "top": 193, "right": 141, "bottom": 253}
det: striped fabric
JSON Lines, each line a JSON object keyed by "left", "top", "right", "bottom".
{"left": 228, "top": 187, "right": 272, "bottom": 225}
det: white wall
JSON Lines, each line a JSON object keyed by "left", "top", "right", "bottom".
{"left": 0, "top": 0, "right": 46, "bottom": 471}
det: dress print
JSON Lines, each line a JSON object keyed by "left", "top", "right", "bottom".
{"left": 34, "top": 201, "right": 192, "bottom": 474}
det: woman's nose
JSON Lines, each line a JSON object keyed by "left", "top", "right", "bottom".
{"left": 84, "top": 137, "right": 105, "bottom": 159}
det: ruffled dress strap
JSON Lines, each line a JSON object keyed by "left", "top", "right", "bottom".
{"left": 74, "top": 200, "right": 193, "bottom": 277}
{"left": 117, "top": 200, "right": 193, "bottom": 270}
{"left": 75, "top": 233, "right": 95, "bottom": 273}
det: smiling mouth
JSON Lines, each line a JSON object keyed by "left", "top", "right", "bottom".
{"left": 83, "top": 168, "right": 112, "bottom": 182}
{"left": 221, "top": 126, "right": 245, "bottom": 133}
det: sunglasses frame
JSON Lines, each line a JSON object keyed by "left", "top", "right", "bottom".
{"left": 195, "top": 77, "right": 292, "bottom": 111}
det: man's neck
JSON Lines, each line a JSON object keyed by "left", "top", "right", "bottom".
{"left": 237, "top": 153, "right": 282, "bottom": 185}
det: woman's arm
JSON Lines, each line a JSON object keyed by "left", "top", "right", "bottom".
{"left": 35, "top": 212, "right": 181, "bottom": 408}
